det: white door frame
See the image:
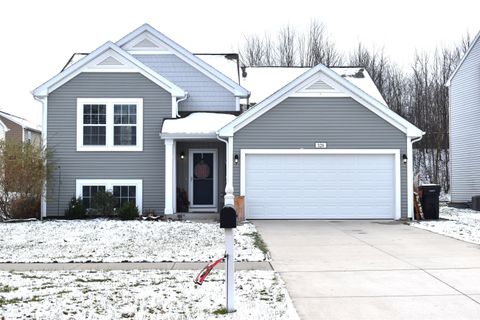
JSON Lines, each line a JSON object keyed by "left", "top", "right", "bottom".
{"left": 240, "top": 149, "right": 401, "bottom": 220}
{"left": 188, "top": 148, "right": 218, "bottom": 211}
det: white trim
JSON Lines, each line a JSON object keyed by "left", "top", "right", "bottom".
{"left": 446, "top": 30, "right": 480, "bottom": 86}
{"left": 128, "top": 50, "right": 175, "bottom": 55}
{"left": 235, "top": 97, "right": 240, "bottom": 112}
{"left": 75, "top": 179, "right": 143, "bottom": 213}
{"left": 224, "top": 136, "right": 234, "bottom": 206}
{"left": 76, "top": 98, "right": 143, "bottom": 152}
{"left": 219, "top": 64, "right": 424, "bottom": 138}
{"left": 240, "top": 149, "right": 402, "bottom": 220}
{"left": 164, "top": 139, "right": 175, "bottom": 215}
{"left": 160, "top": 133, "right": 218, "bottom": 140}
{"left": 116, "top": 24, "right": 249, "bottom": 97}
{"left": 188, "top": 148, "right": 218, "bottom": 210}
{"left": 407, "top": 137, "right": 414, "bottom": 219}
{"left": 32, "top": 41, "right": 186, "bottom": 97}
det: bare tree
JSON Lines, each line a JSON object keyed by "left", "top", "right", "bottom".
{"left": 239, "top": 34, "right": 265, "bottom": 66}
{"left": 276, "top": 25, "right": 296, "bottom": 66}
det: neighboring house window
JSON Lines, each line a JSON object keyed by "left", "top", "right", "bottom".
{"left": 26, "top": 131, "right": 33, "bottom": 144}
{"left": 76, "top": 98, "right": 143, "bottom": 151}
{"left": 76, "top": 179, "right": 143, "bottom": 211}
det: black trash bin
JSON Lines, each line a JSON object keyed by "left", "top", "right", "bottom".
{"left": 419, "top": 184, "right": 441, "bottom": 219}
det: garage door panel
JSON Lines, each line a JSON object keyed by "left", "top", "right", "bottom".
{"left": 244, "top": 153, "right": 396, "bottom": 219}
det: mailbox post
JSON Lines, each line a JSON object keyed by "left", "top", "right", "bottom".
{"left": 220, "top": 206, "right": 237, "bottom": 313}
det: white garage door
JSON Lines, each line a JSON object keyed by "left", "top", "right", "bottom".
{"left": 244, "top": 152, "right": 397, "bottom": 219}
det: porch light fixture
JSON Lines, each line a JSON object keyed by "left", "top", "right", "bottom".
{"left": 234, "top": 154, "right": 239, "bottom": 165}
{"left": 180, "top": 151, "right": 185, "bottom": 160}
{"left": 402, "top": 154, "right": 407, "bottom": 164}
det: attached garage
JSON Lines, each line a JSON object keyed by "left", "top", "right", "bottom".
{"left": 242, "top": 150, "right": 400, "bottom": 219}
{"left": 219, "top": 65, "right": 424, "bottom": 220}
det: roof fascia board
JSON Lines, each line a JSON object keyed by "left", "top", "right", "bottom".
{"left": 33, "top": 41, "right": 186, "bottom": 97}
{"left": 446, "top": 30, "right": 480, "bottom": 87}
{"left": 116, "top": 24, "right": 250, "bottom": 97}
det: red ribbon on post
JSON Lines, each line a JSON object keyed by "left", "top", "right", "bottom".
{"left": 193, "top": 256, "right": 225, "bottom": 285}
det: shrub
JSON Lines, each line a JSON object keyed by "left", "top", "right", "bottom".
{"left": 118, "top": 201, "right": 139, "bottom": 220}
{"left": 91, "top": 191, "right": 117, "bottom": 216}
{"left": 65, "top": 197, "right": 86, "bottom": 219}
{"left": 0, "top": 141, "right": 52, "bottom": 221}
{"left": 10, "top": 196, "right": 40, "bottom": 219}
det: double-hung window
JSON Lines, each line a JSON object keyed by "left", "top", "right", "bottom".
{"left": 77, "top": 98, "right": 143, "bottom": 151}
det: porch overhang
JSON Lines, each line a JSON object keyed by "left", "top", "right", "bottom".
{"left": 160, "top": 112, "right": 236, "bottom": 140}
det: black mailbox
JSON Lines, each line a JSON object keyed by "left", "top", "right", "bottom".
{"left": 220, "top": 206, "right": 237, "bottom": 228}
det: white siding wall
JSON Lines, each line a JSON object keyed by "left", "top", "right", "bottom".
{"left": 450, "top": 39, "right": 480, "bottom": 202}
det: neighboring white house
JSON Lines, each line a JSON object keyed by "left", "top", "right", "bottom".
{"left": 446, "top": 31, "right": 480, "bottom": 204}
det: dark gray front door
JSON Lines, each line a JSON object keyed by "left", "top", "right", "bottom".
{"left": 189, "top": 149, "right": 217, "bottom": 208}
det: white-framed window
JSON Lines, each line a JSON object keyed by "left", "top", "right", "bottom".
{"left": 76, "top": 98, "right": 143, "bottom": 151}
{"left": 75, "top": 179, "right": 143, "bottom": 212}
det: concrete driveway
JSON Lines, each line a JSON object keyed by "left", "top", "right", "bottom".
{"left": 254, "top": 220, "right": 480, "bottom": 320}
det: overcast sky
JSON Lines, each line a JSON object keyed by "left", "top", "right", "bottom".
{"left": 1, "top": 0, "right": 479, "bottom": 125}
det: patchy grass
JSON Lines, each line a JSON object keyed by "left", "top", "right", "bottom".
{"left": 0, "top": 219, "right": 267, "bottom": 263}
{"left": 212, "top": 307, "right": 229, "bottom": 315}
{"left": 0, "top": 284, "right": 18, "bottom": 293}
{"left": 75, "top": 278, "right": 111, "bottom": 283}
{"left": 0, "top": 269, "right": 298, "bottom": 319}
{"left": 246, "top": 232, "right": 269, "bottom": 255}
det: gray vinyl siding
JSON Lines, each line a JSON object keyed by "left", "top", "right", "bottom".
{"left": 134, "top": 54, "right": 236, "bottom": 112}
{"left": 233, "top": 97, "right": 409, "bottom": 218}
{"left": 47, "top": 72, "right": 171, "bottom": 216}
{"left": 449, "top": 39, "right": 480, "bottom": 203}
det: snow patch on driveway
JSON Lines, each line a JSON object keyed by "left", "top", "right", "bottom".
{"left": 0, "top": 269, "right": 298, "bottom": 320}
{"left": 411, "top": 206, "right": 480, "bottom": 245}
{"left": 0, "top": 220, "right": 267, "bottom": 263}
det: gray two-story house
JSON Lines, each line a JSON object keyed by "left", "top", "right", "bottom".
{"left": 447, "top": 31, "right": 480, "bottom": 204}
{"left": 33, "top": 24, "right": 423, "bottom": 220}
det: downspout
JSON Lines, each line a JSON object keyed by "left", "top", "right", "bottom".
{"left": 175, "top": 93, "right": 189, "bottom": 118}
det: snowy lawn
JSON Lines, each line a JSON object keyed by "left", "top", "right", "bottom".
{"left": 0, "top": 220, "right": 268, "bottom": 263}
{"left": 411, "top": 206, "right": 480, "bottom": 244}
{"left": 0, "top": 269, "right": 298, "bottom": 320}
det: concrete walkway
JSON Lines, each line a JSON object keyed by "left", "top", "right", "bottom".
{"left": 0, "top": 261, "right": 272, "bottom": 271}
{"left": 254, "top": 220, "right": 480, "bottom": 320}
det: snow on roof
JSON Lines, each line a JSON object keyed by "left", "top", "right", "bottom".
{"left": 0, "top": 111, "right": 41, "bottom": 131}
{"left": 196, "top": 54, "right": 240, "bottom": 85}
{"left": 332, "top": 67, "right": 387, "bottom": 105}
{"left": 162, "top": 112, "right": 236, "bottom": 135}
{"left": 239, "top": 66, "right": 387, "bottom": 106}
{"left": 240, "top": 67, "right": 307, "bottom": 104}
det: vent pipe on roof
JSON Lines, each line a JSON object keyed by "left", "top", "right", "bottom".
{"left": 241, "top": 66, "right": 247, "bottom": 78}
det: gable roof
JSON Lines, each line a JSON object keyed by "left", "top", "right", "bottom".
{"left": 0, "top": 110, "right": 41, "bottom": 132}
{"left": 116, "top": 24, "right": 249, "bottom": 97}
{"left": 237, "top": 66, "right": 387, "bottom": 106}
{"left": 218, "top": 63, "right": 424, "bottom": 138}
{"left": 446, "top": 30, "right": 480, "bottom": 87}
{"left": 32, "top": 41, "right": 186, "bottom": 97}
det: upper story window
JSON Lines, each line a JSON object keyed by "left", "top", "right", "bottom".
{"left": 77, "top": 98, "right": 143, "bottom": 151}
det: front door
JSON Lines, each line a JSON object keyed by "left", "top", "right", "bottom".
{"left": 189, "top": 149, "right": 217, "bottom": 211}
